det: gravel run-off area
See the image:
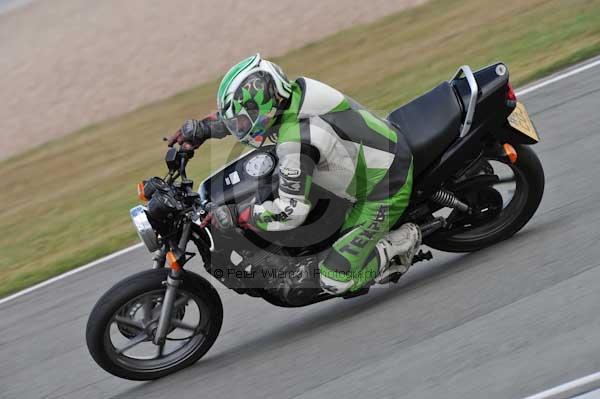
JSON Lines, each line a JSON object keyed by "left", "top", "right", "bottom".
{"left": 0, "top": 0, "right": 424, "bottom": 159}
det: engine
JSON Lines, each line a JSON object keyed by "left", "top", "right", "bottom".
{"left": 207, "top": 243, "right": 322, "bottom": 307}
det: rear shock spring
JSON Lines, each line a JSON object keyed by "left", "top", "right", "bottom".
{"left": 431, "top": 189, "right": 470, "bottom": 212}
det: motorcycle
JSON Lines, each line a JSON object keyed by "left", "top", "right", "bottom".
{"left": 86, "top": 62, "right": 545, "bottom": 380}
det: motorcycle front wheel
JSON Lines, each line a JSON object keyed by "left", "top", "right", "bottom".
{"left": 86, "top": 268, "right": 223, "bottom": 380}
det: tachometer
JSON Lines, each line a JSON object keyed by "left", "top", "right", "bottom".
{"left": 244, "top": 153, "right": 275, "bottom": 178}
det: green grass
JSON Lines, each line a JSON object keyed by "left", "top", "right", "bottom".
{"left": 1, "top": 0, "right": 600, "bottom": 297}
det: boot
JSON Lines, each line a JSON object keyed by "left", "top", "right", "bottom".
{"left": 374, "top": 223, "right": 422, "bottom": 284}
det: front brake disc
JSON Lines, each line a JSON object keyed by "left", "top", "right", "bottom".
{"left": 116, "top": 296, "right": 186, "bottom": 339}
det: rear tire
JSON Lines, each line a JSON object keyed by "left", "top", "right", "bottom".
{"left": 86, "top": 269, "right": 223, "bottom": 380}
{"left": 425, "top": 144, "right": 544, "bottom": 252}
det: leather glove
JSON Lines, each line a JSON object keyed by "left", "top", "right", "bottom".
{"left": 201, "top": 203, "right": 253, "bottom": 230}
{"left": 166, "top": 119, "right": 211, "bottom": 149}
{"left": 212, "top": 204, "right": 238, "bottom": 230}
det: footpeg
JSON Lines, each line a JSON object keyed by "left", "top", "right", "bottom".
{"left": 412, "top": 250, "right": 433, "bottom": 264}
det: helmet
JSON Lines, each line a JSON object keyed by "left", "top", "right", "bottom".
{"left": 217, "top": 54, "right": 292, "bottom": 147}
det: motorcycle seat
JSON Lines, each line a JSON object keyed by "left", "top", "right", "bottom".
{"left": 387, "top": 82, "right": 462, "bottom": 177}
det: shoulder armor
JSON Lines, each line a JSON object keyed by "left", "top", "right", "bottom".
{"left": 297, "top": 77, "right": 349, "bottom": 118}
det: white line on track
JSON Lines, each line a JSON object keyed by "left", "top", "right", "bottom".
{"left": 516, "top": 56, "right": 600, "bottom": 96}
{"left": 524, "top": 371, "right": 600, "bottom": 399}
{"left": 1, "top": 55, "right": 600, "bottom": 309}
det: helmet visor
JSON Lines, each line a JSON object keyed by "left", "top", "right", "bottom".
{"left": 222, "top": 112, "right": 254, "bottom": 139}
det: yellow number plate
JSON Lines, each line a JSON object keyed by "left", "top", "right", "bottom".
{"left": 508, "top": 102, "right": 539, "bottom": 142}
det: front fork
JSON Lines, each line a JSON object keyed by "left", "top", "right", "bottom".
{"left": 152, "top": 220, "right": 193, "bottom": 344}
{"left": 152, "top": 247, "right": 167, "bottom": 269}
{"left": 153, "top": 270, "right": 182, "bottom": 345}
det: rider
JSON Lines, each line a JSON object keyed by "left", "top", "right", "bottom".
{"left": 168, "top": 54, "right": 421, "bottom": 295}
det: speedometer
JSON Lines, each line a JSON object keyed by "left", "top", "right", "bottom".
{"left": 244, "top": 153, "right": 275, "bottom": 178}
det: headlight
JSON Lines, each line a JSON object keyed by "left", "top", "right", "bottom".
{"left": 130, "top": 205, "right": 160, "bottom": 252}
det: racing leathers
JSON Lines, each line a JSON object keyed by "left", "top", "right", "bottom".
{"left": 184, "top": 77, "right": 415, "bottom": 294}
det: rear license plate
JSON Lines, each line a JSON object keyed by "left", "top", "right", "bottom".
{"left": 508, "top": 102, "right": 539, "bottom": 142}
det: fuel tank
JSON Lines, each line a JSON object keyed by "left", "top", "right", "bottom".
{"left": 198, "top": 145, "right": 350, "bottom": 249}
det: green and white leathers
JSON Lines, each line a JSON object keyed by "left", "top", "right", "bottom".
{"left": 217, "top": 56, "right": 414, "bottom": 294}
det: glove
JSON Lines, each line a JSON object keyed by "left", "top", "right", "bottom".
{"left": 201, "top": 203, "right": 253, "bottom": 230}
{"left": 166, "top": 119, "right": 211, "bottom": 149}
{"left": 212, "top": 204, "right": 238, "bottom": 230}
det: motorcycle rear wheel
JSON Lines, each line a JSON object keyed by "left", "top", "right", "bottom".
{"left": 425, "top": 144, "right": 544, "bottom": 253}
{"left": 86, "top": 268, "right": 223, "bottom": 380}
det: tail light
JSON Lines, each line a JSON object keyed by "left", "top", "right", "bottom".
{"left": 506, "top": 82, "right": 517, "bottom": 109}
{"left": 506, "top": 82, "right": 517, "bottom": 102}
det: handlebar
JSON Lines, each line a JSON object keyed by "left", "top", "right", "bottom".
{"left": 164, "top": 146, "right": 194, "bottom": 184}
{"left": 178, "top": 148, "right": 194, "bottom": 179}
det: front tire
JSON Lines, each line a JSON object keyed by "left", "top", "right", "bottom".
{"left": 86, "top": 268, "right": 223, "bottom": 380}
{"left": 425, "top": 144, "right": 544, "bottom": 252}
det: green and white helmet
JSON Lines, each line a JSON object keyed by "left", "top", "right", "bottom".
{"left": 217, "top": 54, "right": 292, "bottom": 147}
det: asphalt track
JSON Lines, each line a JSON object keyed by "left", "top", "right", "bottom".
{"left": 2, "top": 60, "right": 600, "bottom": 399}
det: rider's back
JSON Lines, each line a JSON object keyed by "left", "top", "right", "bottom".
{"left": 278, "top": 77, "right": 410, "bottom": 203}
